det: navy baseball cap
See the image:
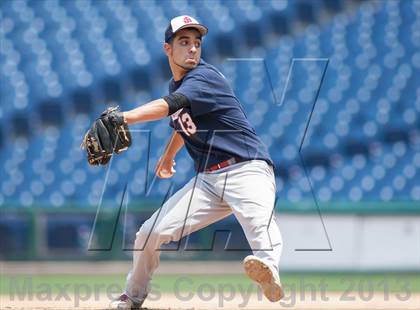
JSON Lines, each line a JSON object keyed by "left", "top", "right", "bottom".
{"left": 165, "top": 15, "right": 208, "bottom": 43}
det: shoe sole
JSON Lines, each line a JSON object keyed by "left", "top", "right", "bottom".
{"left": 243, "top": 257, "right": 284, "bottom": 302}
{"left": 108, "top": 303, "right": 142, "bottom": 310}
{"left": 108, "top": 301, "right": 143, "bottom": 309}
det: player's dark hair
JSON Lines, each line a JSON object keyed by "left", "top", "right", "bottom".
{"left": 167, "top": 36, "right": 175, "bottom": 45}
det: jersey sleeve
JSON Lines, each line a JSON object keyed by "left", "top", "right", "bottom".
{"left": 173, "top": 73, "right": 217, "bottom": 117}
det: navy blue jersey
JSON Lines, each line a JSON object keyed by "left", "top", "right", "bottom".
{"left": 169, "top": 59, "right": 273, "bottom": 172}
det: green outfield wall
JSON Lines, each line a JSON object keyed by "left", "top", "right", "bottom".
{"left": 0, "top": 201, "right": 419, "bottom": 267}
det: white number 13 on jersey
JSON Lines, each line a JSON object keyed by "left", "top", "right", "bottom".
{"left": 178, "top": 112, "right": 197, "bottom": 136}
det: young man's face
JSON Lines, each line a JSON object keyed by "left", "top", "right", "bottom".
{"left": 165, "top": 28, "right": 202, "bottom": 70}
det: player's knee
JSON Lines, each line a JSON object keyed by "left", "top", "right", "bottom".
{"left": 135, "top": 220, "right": 172, "bottom": 248}
{"left": 133, "top": 220, "right": 153, "bottom": 248}
{"left": 149, "top": 223, "right": 173, "bottom": 242}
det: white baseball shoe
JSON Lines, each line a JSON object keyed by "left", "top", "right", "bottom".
{"left": 108, "top": 293, "right": 144, "bottom": 309}
{"left": 243, "top": 255, "right": 284, "bottom": 302}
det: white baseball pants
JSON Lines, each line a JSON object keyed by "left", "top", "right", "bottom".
{"left": 125, "top": 160, "right": 283, "bottom": 303}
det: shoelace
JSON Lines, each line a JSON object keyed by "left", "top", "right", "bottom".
{"left": 119, "top": 294, "right": 129, "bottom": 302}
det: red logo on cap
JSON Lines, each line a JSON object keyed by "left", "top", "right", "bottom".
{"left": 183, "top": 16, "right": 192, "bottom": 24}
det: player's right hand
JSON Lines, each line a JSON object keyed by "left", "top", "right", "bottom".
{"left": 156, "top": 156, "right": 176, "bottom": 178}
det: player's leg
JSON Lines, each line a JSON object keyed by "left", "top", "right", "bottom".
{"left": 218, "top": 160, "right": 283, "bottom": 301}
{"left": 123, "top": 175, "right": 232, "bottom": 305}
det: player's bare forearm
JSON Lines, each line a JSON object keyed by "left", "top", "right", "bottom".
{"left": 123, "top": 98, "right": 169, "bottom": 125}
{"left": 156, "top": 131, "right": 184, "bottom": 178}
{"left": 163, "top": 131, "right": 184, "bottom": 159}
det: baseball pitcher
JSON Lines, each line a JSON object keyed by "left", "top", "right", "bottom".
{"left": 83, "top": 15, "right": 283, "bottom": 309}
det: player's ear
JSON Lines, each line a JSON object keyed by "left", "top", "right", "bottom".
{"left": 163, "top": 43, "right": 171, "bottom": 56}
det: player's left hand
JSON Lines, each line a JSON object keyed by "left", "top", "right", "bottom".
{"left": 81, "top": 106, "right": 132, "bottom": 165}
